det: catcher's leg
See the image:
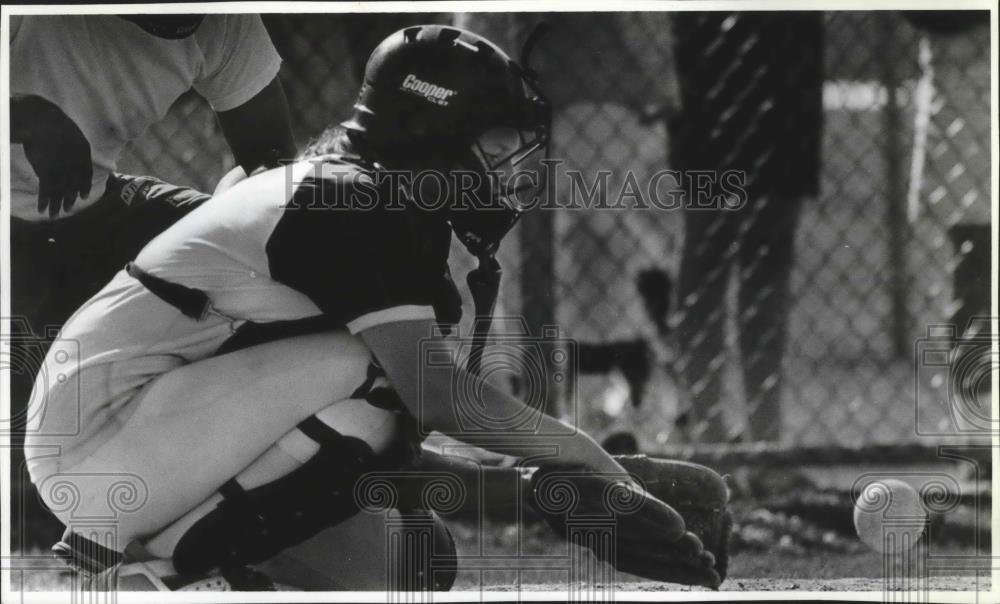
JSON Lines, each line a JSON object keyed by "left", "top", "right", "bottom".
{"left": 55, "top": 392, "right": 455, "bottom": 591}
{"left": 33, "top": 330, "right": 372, "bottom": 549}
{"left": 41, "top": 330, "right": 455, "bottom": 590}
{"left": 151, "top": 392, "right": 454, "bottom": 590}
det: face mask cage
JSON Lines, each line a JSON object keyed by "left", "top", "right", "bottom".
{"left": 470, "top": 127, "right": 546, "bottom": 210}
{"left": 472, "top": 79, "right": 551, "bottom": 171}
{"left": 455, "top": 70, "right": 551, "bottom": 259}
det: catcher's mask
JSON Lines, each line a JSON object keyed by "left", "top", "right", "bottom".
{"left": 118, "top": 15, "right": 206, "bottom": 39}
{"left": 342, "top": 23, "right": 552, "bottom": 260}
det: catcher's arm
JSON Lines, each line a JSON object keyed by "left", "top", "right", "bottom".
{"left": 359, "top": 318, "right": 628, "bottom": 476}
{"left": 216, "top": 77, "right": 296, "bottom": 175}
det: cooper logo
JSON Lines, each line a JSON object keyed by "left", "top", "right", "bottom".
{"left": 401, "top": 74, "right": 456, "bottom": 106}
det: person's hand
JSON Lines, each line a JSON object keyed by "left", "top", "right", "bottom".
{"left": 12, "top": 94, "right": 93, "bottom": 218}
{"left": 527, "top": 463, "right": 723, "bottom": 589}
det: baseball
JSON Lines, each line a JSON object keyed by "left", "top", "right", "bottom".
{"left": 853, "top": 479, "right": 927, "bottom": 554}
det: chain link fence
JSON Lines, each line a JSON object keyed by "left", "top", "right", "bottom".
{"left": 117, "top": 10, "right": 992, "bottom": 449}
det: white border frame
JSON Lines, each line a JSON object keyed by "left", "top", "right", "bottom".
{"left": 1, "top": 2, "right": 996, "bottom": 602}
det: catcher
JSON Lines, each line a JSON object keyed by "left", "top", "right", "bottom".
{"left": 26, "top": 24, "right": 731, "bottom": 591}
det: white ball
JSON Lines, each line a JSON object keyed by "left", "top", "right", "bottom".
{"left": 853, "top": 479, "right": 927, "bottom": 554}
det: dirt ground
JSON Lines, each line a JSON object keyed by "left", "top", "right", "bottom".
{"left": 11, "top": 551, "right": 990, "bottom": 594}
{"left": 448, "top": 519, "right": 990, "bottom": 594}
{"left": 11, "top": 519, "right": 990, "bottom": 595}
{"left": 468, "top": 577, "right": 987, "bottom": 592}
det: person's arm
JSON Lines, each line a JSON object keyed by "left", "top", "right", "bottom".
{"left": 216, "top": 77, "right": 296, "bottom": 175}
{"left": 359, "top": 318, "right": 628, "bottom": 475}
{"left": 10, "top": 93, "right": 92, "bottom": 217}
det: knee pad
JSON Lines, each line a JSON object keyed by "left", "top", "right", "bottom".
{"left": 173, "top": 371, "right": 424, "bottom": 576}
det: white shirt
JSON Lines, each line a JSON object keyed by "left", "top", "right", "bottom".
{"left": 9, "top": 14, "right": 282, "bottom": 221}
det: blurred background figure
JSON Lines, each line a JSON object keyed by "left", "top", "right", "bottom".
{"left": 669, "top": 12, "right": 825, "bottom": 443}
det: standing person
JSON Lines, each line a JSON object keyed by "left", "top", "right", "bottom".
{"left": 8, "top": 13, "right": 296, "bottom": 547}
{"left": 670, "top": 12, "right": 824, "bottom": 442}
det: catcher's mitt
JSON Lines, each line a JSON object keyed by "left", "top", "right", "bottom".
{"left": 616, "top": 455, "right": 733, "bottom": 581}
{"left": 526, "top": 455, "right": 731, "bottom": 589}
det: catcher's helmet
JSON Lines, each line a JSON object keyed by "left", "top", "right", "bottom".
{"left": 343, "top": 24, "right": 551, "bottom": 258}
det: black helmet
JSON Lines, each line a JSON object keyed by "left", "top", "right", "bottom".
{"left": 343, "top": 24, "right": 549, "bottom": 163}
{"left": 343, "top": 24, "right": 551, "bottom": 258}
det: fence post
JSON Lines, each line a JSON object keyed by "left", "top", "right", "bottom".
{"left": 519, "top": 210, "right": 560, "bottom": 417}
{"left": 877, "top": 13, "right": 911, "bottom": 359}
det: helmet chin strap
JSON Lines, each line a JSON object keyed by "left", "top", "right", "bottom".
{"left": 458, "top": 21, "right": 550, "bottom": 377}
{"left": 465, "top": 254, "right": 502, "bottom": 376}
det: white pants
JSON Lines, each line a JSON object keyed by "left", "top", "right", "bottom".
{"left": 27, "top": 329, "right": 373, "bottom": 547}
